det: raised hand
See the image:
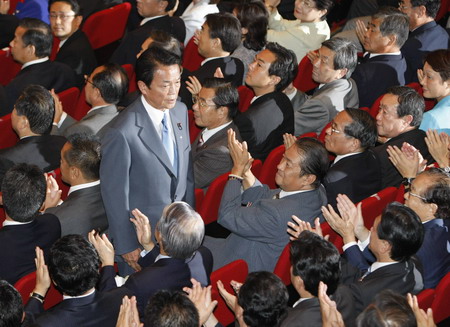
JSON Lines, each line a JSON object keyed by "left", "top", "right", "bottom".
{"left": 322, "top": 204, "right": 356, "bottom": 244}
{"left": 34, "top": 247, "right": 51, "bottom": 297}
{"left": 425, "top": 129, "right": 449, "bottom": 168}
{"left": 318, "top": 282, "right": 345, "bottom": 327}
{"left": 130, "top": 208, "right": 154, "bottom": 252}
{"left": 88, "top": 230, "right": 115, "bottom": 266}
{"left": 116, "top": 296, "right": 143, "bottom": 327}
{"left": 183, "top": 278, "right": 218, "bottom": 326}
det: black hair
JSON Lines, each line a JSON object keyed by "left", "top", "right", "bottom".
{"left": 49, "top": 0, "right": 82, "bottom": 16}
{"left": 146, "top": 30, "right": 183, "bottom": 58}
{"left": 290, "top": 231, "right": 341, "bottom": 296}
{"left": 0, "top": 280, "right": 23, "bottom": 327}
{"left": 18, "top": 18, "right": 53, "bottom": 58}
{"left": 92, "top": 63, "right": 129, "bottom": 104}
{"left": 419, "top": 168, "right": 450, "bottom": 220}
{"left": 321, "top": 37, "right": 358, "bottom": 79}
{"left": 2, "top": 163, "right": 46, "bottom": 222}
{"left": 265, "top": 42, "right": 298, "bottom": 92}
{"left": 144, "top": 290, "right": 199, "bottom": 327}
{"left": 410, "top": 0, "right": 441, "bottom": 18}
{"left": 344, "top": 108, "right": 378, "bottom": 149}
{"left": 202, "top": 78, "right": 239, "bottom": 119}
{"left": 238, "top": 271, "right": 289, "bottom": 327}
{"left": 373, "top": 7, "right": 409, "bottom": 48}
{"left": 235, "top": 0, "right": 268, "bottom": 52}
{"left": 65, "top": 133, "right": 101, "bottom": 181}
{"left": 294, "top": 137, "right": 330, "bottom": 188}
{"left": 425, "top": 49, "right": 450, "bottom": 82}
{"left": 313, "top": 0, "right": 334, "bottom": 20}
{"left": 386, "top": 85, "right": 424, "bottom": 127}
{"left": 204, "top": 13, "right": 241, "bottom": 53}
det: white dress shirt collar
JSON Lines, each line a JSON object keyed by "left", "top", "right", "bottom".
{"left": 201, "top": 121, "right": 232, "bottom": 143}
{"left": 68, "top": 180, "right": 100, "bottom": 196}
{"left": 22, "top": 57, "right": 49, "bottom": 69}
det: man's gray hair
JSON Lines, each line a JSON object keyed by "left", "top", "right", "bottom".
{"left": 155, "top": 202, "right": 205, "bottom": 259}
{"left": 322, "top": 37, "right": 357, "bottom": 79}
{"left": 373, "top": 7, "right": 409, "bottom": 48}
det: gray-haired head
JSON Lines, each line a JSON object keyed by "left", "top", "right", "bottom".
{"left": 321, "top": 37, "right": 358, "bottom": 79}
{"left": 373, "top": 7, "right": 409, "bottom": 48}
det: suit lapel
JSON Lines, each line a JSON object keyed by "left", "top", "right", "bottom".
{"left": 169, "top": 104, "right": 187, "bottom": 172}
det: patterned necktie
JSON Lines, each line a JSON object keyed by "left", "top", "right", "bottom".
{"left": 161, "top": 111, "right": 176, "bottom": 168}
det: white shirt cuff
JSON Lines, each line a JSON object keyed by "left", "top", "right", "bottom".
{"left": 342, "top": 241, "right": 357, "bottom": 252}
{"left": 55, "top": 112, "right": 67, "bottom": 128}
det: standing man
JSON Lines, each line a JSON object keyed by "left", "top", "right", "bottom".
{"left": 100, "top": 46, "right": 194, "bottom": 275}
{"left": 49, "top": 0, "right": 97, "bottom": 87}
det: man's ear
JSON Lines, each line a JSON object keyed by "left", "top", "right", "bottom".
{"left": 401, "top": 114, "right": 414, "bottom": 127}
{"left": 380, "top": 239, "right": 392, "bottom": 256}
{"left": 74, "top": 15, "right": 83, "bottom": 29}
{"left": 303, "top": 174, "right": 317, "bottom": 186}
{"left": 338, "top": 68, "right": 348, "bottom": 79}
{"left": 269, "top": 75, "right": 281, "bottom": 87}
{"left": 137, "top": 80, "right": 149, "bottom": 95}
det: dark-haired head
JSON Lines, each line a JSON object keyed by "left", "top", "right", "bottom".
{"left": 234, "top": 1, "right": 268, "bottom": 51}
{"left": 18, "top": 18, "right": 53, "bottom": 58}
{"left": 90, "top": 64, "right": 129, "bottom": 104}
{"left": 372, "top": 7, "right": 409, "bottom": 48}
{"left": 265, "top": 42, "right": 298, "bottom": 92}
{"left": 386, "top": 85, "right": 425, "bottom": 127}
{"left": 204, "top": 13, "right": 242, "bottom": 53}
{"left": 63, "top": 133, "right": 101, "bottom": 181}
{"left": 424, "top": 49, "right": 450, "bottom": 82}
{"left": 344, "top": 108, "right": 378, "bottom": 149}
{"left": 201, "top": 78, "right": 239, "bottom": 119}
{"left": 0, "top": 280, "right": 23, "bottom": 327}
{"left": 294, "top": 137, "right": 330, "bottom": 188}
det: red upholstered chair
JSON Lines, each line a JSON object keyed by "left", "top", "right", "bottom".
{"left": 417, "top": 288, "right": 435, "bottom": 311}
{"left": 251, "top": 159, "right": 262, "bottom": 179}
{"left": 188, "top": 110, "right": 202, "bottom": 143}
{"left": 293, "top": 55, "right": 319, "bottom": 93}
{"left": 48, "top": 168, "right": 70, "bottom": 201}
{"left": 194, "top": 188, "right": 204, "bottom": 211}
{"left": 122, "top": 64, "right": 137, "bottom": 93}
{"left": 57, "top": 87, "right": 80, "bottom": 120}
{"left": 7, "top": 0, "right": 19, "bottom": 13}
{"left": 210, "top": 260, "right": 248, "bottom": 327}
{"left": 182, "top": 37, "right": 205, "bottom": 72}
{"left": 0, "top": 204, "right": 5, "bottom": 228}
{"left": 73, "top": 87, "right": 91, "bottom": 121}
{"left": 299, "top": 132, "right": 318, "bottom": 139}
{"left": 259, "top": 144, "right": 285, "bottom": 189}
{"left": 406, "top": 82, "right": 436, "bottom": 112}
{"left": 0, "top": 113, "right": 19, "bottom": 150}
{"left": 318, "top": 122, "right": 331, "bottom": 144}
{"left": 435, "top": 0, "right": 449, "bottom": 22}
{"left": 432, "top": 271, "right": 450, "bottom": 323}
{"left": 237, "top": 85, "right": 255, "bottom": 113}
{"left": 273, "top": 243, "right": 291, "bottom": 285}
{"left": 81, "top": 3, "right": 132, "bottom": 49}
{"left": 360, "top": 187, "right": 398, "bottom": 229}
{"left": 321, "top": 222, "right": 344, "bottom": 254}
{"left": 0, "top": 50, "right": 21, "bottom": 86}
{"left": 14, "top": 271, "right": 63, "bottom": 309}
{"left": 197, "top": 172, "right": 229, "bottom": 225}
{"left": 395, "top": 184, "right": 406, "bottom": 204}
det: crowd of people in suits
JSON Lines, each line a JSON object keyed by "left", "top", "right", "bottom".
{"left": 0, "top": 0, "right": 449, "bottom": 326}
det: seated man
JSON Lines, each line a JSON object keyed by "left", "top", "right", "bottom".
{"left": 0, "top": 18, "right": 76, "bottom": 116}
{"left": 192, "top": 78, "right": 241, "bottom": 190}
{"left": 25, "top": 235, "right": 132, "bottom": 326}
{"left": 323, "top": 108, "right": 381, "bottom": 208}
{"left": 323, "top": 201, "right": 424, "bottom": 314}
{"left": 234, "top": 42, "right": 297, "bottom": 160}
{"left": 292, "top": 38, "right": 359, "bottom": 136}
{"left": 49, "top": 0, "right": 97, "bottom": 87}
{"left": 0, "top": 280, "right": 24, "bottom": 326}
{"left": 52, "top": 63, "right": 128, "bottom": 137}
{"left": 372, "top": 86, "right": 432, "bottom": 188}
{"left": 110, "top": 0, "right": 185, "bottom": 66}
{"left": 400, "top": 0, "right": 450, "bottom": 83}
{"left": 0, "top": 85, "right": 66, "bottom": 184}
{"left": 351, "top": 7, "right": 409, "bottom": 108}
{"left": 203, "top": 131, "right": 329, "bottom": 272}
{"left": 46, "top": 134, "right": 108, "bottom": 237}
{"left": 180, "top": 12, "right": 244, "bottom": 109}
{"left": 92, "top": 202, "right": 210, "bottom": 315}
{"left": 0, "top": 163, "right": 61, "bottom": 284}
{"left": 281, "top": 231, "right": 355, "bottom": 327}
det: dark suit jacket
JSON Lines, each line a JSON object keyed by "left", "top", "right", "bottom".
{"left": 0, "top": 135, "right": 67, "bottom": 184}
{"left": 55, "top": 29, "right": 97, "bottom": 87}
{"left": 179, "top": 56, "right": 245, "bottom": 109}
{"left": 100, "top": 97, "right": 194, "bottom": 256}
{"left": 351, "top": 53, "right": 407, "bottom": 108}
{"left": 138, "top": 245, "right": 214, "bottom": 287}
{"left": 234, "top": 91, "right": 294, "bottom": 161}
{"left": 416, "top": 218, "right": 450, "bottom": 289}
{"left": 0, "top": 14, "right": 18, "bottom": 48}
{"left": 0, "top": 60, "right": 77, "bottom": 116}
{"left": 0, "top": 214, "right": 61, "bottom": 285}
{"left": 323, "top": 151, "right": 381, "bottom": 208}
{"left": 281, "top": 285, "right": 356, "bottom": 327}
{"left": 25, "top": 288, "right": 132, "bottom": 327}
{"left": 402, "top": 21, "right": 450, "bottom": 83}
{"left": 191, "top": 122, "right": 241, "bottom": 189}
{"left": 110, "top": 15, "right": 186, "bottom": 66}
{"left": 46, "top": 184, "right": 108, "bottom": 237}
{"left": 371, "top": 128, "right": 432, "bottom": 188}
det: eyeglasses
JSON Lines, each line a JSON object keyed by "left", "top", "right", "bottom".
{"left": 408, "top": 192, "right": 427, "bottom": 201}
{"left": 84, "top": 75, "right": 97, "bottom": 88}
{"left": 192, "top": 95, "right": 216, "bottom": 109}
{"left": 297, "top": 0, "right": 315, "bottom": 9}
{"left": 49, "top": 13, "right": 76, "bottom": 20}
{"left": 330, "top": 127, "right": 343, "bottom": 135}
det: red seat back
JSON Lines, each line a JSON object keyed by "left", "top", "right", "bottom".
{"left": 259, "top": 145, "right": 285, "bottom": 189}
{"left": 237, "top": 85, "right": 255, "bottom": 113}
{"left": 417, "top": 288, "right": 435, "bottom": 311}
{"left": 321, "top": 222, "right": 344, "bottom": 254}
{"left": 58, "top": 87, "right": 80, "bottom": 119}
{"left": 369, "top": 94, "right": 383, "bottom": 119}
{"left": 293, "top": 55, "right": 319, "bottom": 93}
{"left": 197, "top": 172, "right": 229, "bottom": 225}
{"left": 73, "top": 87, "right": 91, "bottom": 121}
{"left": 251, "top": 159, "right": 262, "bottom": 179}
{"left": 360, "top": 187, "right": 398, "bottom": 229}
{"left": 14, "top": 271, "right": 63, "bottom": 309}
{"left": 0, "top": 50, "right": 21, "bottom": 86}
{"left": 0, "top": 113, "right": 19, "bottom": 149}
{"left": 406, "top": 82, "right": 436, "bottom": 112}
{"left": 81, "top": 3, "right": 132, "bottom": 49}
{"left": 432, "top": 272, "right": 450, "bottom": 323}
{"left": 182, "top": 37, "right": 205, "bottom": 72}
{"left": 194, "top": 188, "right": 204, "bottom": 211}
{"left": 188, "top": 110, "right": 202, "bottom": 144}
{"left": 273, "top": 243, "right": 291, "bottom": 285}
{"left": 122, "top": 64, "right": 137, "bottom": 93}
{"left": 210, "top": 260, "right": 248, "bottom": 327}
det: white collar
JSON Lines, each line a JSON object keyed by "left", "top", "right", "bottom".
{"left": 279, "top": 189, "right": 311, "bottom": 199}
{"left": 3, "top": 219, "right": 34, "bottom": 227}
{"left": 333, "top": 151, "right": 363, "bottom": 164}
{"left": 250, "top": 94, "right": 263, "bottom": 104}
{"left": 22, "top": 57, "right": 49, "bottom": 69}
{"left": 365, "top": 51, "right": 401, "bottom": 59}
{"left": 141, "top": 15, "right": 166, "bottom": 26}
{"left": 201, "top": 121, "right": 232, "bottom": 143}
{"left": 155, "top": 254, "right": 171, "bottom": 262}
{"left": 59, "top": 38, "right": 68, "bottom": 49}
{"left": 86, "top": 104, "right": 109, "bottom": 115}
{"left": 370, "top": 261, "right": 398, "bottom": 273}
{"left": 140, "top": 95, "right": 174, "bottom": 140}
{"left": 68, "top": 180, "right": 100, "bottom": 196}
{"left": 292, "top": 297, "right": 314, "bottom": 308}
{"left": 200, "top": 56, "right": 225, "bottom": 66}
{"left": 63, "top": 288, "right": 95, "bottom": 300}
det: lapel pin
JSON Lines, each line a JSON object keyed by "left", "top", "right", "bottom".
{"left": 177, "top": 123, "right": 182, "bottom": 130}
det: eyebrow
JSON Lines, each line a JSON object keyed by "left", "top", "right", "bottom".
{"left": 255, "top": 57, "right": 266, "bottom": 64}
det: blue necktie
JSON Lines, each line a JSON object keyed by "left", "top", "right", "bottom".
{"left": 161, "top": 111, "right": 177, "bottom": 170}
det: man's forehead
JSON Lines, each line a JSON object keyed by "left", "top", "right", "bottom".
{"left": 257, "top": 49, "right": 276, "bottom": 65}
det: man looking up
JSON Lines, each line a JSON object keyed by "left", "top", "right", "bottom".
{"left": 234, "top": 42, "right": 297, "bottom": 160}
{"left": 192, "top": 78, "right": 241, "bottom": 190}
{"left": 0, "top": 18, "right": 76, "bottom": 115}
{"left": 100, "top": 45, "right": 194, "bottom": 275}
{"left": 49, "top": 0, "right": 97, "bottom": 87}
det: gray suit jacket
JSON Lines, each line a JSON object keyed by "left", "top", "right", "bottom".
{"left": 99, "top": 97, "right": 194, "bottom": 255}
{"left": 52, "top": 104, "right": 120, "bottom": 137}
{"left": 204, "top": 179, "right": 327, "bottom": 272}
{"left": 46, "top": 184, "right": 108, "bottom": 237}
{"left": 293, "top": 78, "right": 359, "bottom": 136}
{"left": 191, "top": 122, "right": 241, "bottom": 190}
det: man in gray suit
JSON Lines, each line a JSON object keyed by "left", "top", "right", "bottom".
{"left": 191, "top": 78, "right": 241, "bottom": 190}
{"left": 52, "top": 63, "right": 129, "bottom": 137}
{"left": 100, "top": 46, "right": 194, "bottom": 275}
{"left": 46, "top": 133, "right": 108, "bottom": 236}
{"left": 203, "top": 132, "right": 329, "bottom": 272}
{"left": 291, "top": 37, "right": 359, "bottom": 136}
